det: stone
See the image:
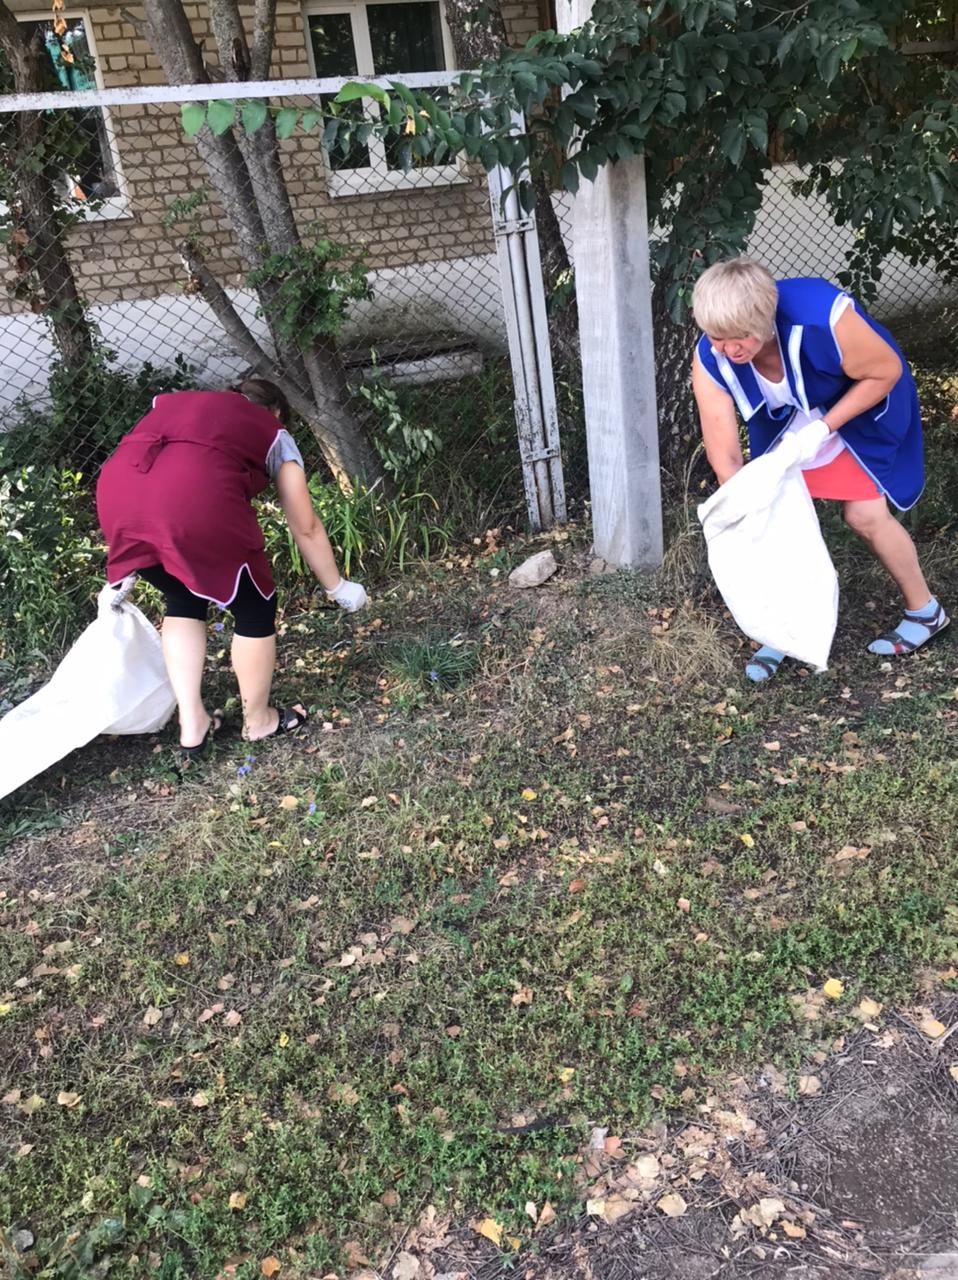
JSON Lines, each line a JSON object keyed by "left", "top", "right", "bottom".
{"left": 509, "top": 550, "right": 558, "bottom": 588}
{"left": 922, "top": 1255, "right": 958, "bottom": 1279}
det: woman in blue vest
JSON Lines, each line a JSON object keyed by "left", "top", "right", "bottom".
{"left": 692, "top": 257, "right": 947, "bottom": 682}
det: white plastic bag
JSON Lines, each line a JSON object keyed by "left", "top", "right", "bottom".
{"left": 697, "top": 438, "right": 839, "bottom": 671}
{"left": 0, "top": 578, "right": 175, "bottom": 800}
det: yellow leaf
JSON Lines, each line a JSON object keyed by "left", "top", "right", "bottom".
{"left": 142, "top": 1005, "right": 163, "bottom": 1027}
{"left": 0, "top": 1002, "right": 13, "bottom": 1017}
{"left": 56, "top": 1091, "right": 81, "bottom": 1109}
{"left": 521, "top": 788, "right": 538, "bottom": 801}
{"left": 857, "top": 997, "right": 883, "bottom": 1020}
{"left": 229, "top": 1191, "right": 248, "bottom": 1210}
{"left": 261, "top": 1258, "right": 281, "bottom": 1278}
{"left": 278, "top": 1032, "right": 290, "bottom": 1047}
{"left": 782, "top": 1220, "right": 806, "bottom": 1240}
{"left": 174, "top": 952, "right": 190, "bottom": 966}
{"left": 19, "top": 1094, "right": 44, "bottom": 1115}
{"left": 799, "top": 1074, "right": 822, "bottom": 1096}
{"left": 557, "top": 1066, "right": 575, "bottom": 1083}
{"left": 823, "top": 978, "right": 844, "bottom": 1000}
{"left": 506, "top": 1237, "right": 522, "bottom": 1251}
{"left": 476, "top": 1217, "right": 504, "bottom": 1246}
{"left": 656, "top": 1192, "right": 687, "bottom": 1218}
{"left": 949, "top": 1064, "right": 958, "bottom": 1083}
{"left": 279, "top": 795, "right": 299, "bottom": 809}
{"left": 920, "top": 1016, "right": 947, "bottom": 1039}
{"left": 740, "top": 833, "right": 755, "bottom": 849}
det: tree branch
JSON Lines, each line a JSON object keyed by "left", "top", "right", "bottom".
{"left": 250, "top": 0, "right": 277, "bottom": 81}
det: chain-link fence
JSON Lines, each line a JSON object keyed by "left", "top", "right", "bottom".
{"left": 0, "top": 91, "right": 521, "bottom": 481}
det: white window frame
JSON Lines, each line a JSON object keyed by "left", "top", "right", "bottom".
{"left": 303, "top": 0, "right": 469, "bottom": 198}
{"left": 13, "top": 8, "right": 130, "bottom": 222}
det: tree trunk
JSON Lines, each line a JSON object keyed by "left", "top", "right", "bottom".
{"left": 442, "top": 0, "right": 579, "bottom": 366}
{"left": 139, "top": 0, "right": 385, "bottom": 487}
{"left": 0, "top": 4, "right": 94, "bottom": 372}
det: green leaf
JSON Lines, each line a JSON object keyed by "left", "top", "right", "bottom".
{"left": 719, "top": 123, "right": 746, "bottom": 167}
{"left": 300, "top": 108, "right": 323, "bottom": 133}
{"left": 181, "top": 103, "right": 206, "bottom": 137}
{"left": 241, "top": 100, "right": 268, "bottom": 134}
{"left": 336, "top": 81, "right": 387, "bottom": 107}
{"left": 207, "top": 99, "right": 237, "bottom": 136}
{"left": 560, "top": 159, "right": 580, "bottom": 195}
{"left": 275, "top": 107, "right": 299, "bottom": 140}
{"left": 819, "top": 45, "right": 842, "bottom": 85}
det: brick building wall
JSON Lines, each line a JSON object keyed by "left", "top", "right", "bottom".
{"left": 2, "top": 0, "right": 546, "bottom": 309}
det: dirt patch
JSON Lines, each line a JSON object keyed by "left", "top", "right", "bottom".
{"left": 392, "top": 998, "right": 958, "bottom": 1280}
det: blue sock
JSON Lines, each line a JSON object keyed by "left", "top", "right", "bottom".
{"left": 868, "top": 597, "right": 949, "bottom": 655}
{"left": 746, "top": 645, "right": 786, "bottom": 683}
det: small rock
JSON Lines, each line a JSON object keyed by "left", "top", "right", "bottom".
{"left": 12, "top": 1228, "right": 34, "bottom": 1251}
{"left": 509, "top": 550, "right": 558, "bottom": 588}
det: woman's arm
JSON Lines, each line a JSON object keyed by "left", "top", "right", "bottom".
{"left": 274, "top": 461, "right": 341, "bottom": 591}
{"left": 692, "top": 352, "right": 743, "bottom": 485}
{"left": 820, "top": 306, "right": 903, "bottom": 433}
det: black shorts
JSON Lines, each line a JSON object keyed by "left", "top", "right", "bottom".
{"left": 137, "top": 565, "right": 277, "bottom": 639}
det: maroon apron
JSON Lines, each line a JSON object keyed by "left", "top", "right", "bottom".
{"left": 96, "top": 390, "right": 283, "bottom": 605}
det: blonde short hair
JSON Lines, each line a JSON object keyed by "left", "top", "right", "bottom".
{"left": 692, "top": 257, "right": 779, "bottom": 341}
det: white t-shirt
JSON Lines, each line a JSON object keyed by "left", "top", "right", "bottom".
{"left": 753, "top": 294, "right": 852, "bottom": 470}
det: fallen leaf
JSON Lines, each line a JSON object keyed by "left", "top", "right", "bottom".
{"left": 15, "top": 1143, "right": 34, "bottom": 1158}
{"left": 763, "top": 740, "right": 781, "bottom": 752}
{"left": 3, "top": 1088, "right": 22, "bottom": 1105}
{"left": 833, "top": 845, "right": 871, "bottom": 862}
{"left": 521, "top": 788, "right": 538, "bottom": 801}
{"left": 360, "top": 795, "right": 378, "bottom": 808}
{"left": 857, "top": 997, "right": 883, "bottom": 1020}
{"left": 328, "top": 1082, "right": 360, "bottom": 1106}
{"left": 279, "top": 795, "right": 299, "bottom": 809}
{"left": 706, "top": 792, "right": 743, "bottom": 816}
{"left": 604, "top": 1135, "right": 623, "bottom": 1157}
{"left": 740, "top": 833, "right": 755, "bottom": 849}
{"left": 657, "top": 1192, "right": 687, "bottom": 1218}
{"left": 525, "top": 1201, "right": 538, "bottom": 1222}
{"left": 19, "top": 1094, "right": 44, "bottom": 1115}
{"left": 191, "top": 1091, "right": 211, "bottom": 1108}
{"left": 677, "top": 897, "right": 691, "bottom": 913}
{"left": 56, "top": 1091, "right": 81, "bottom": 1108}
{"left": 920, "top": 1016, "right": 947, "bottom": 1039}
{"left": 949, "top": 1064, "right": 958, "bottom": 1083}
{"left": 799, "top": 1075, "right": 822, "bottom": 1096}
{"left": 633, "top": 1154, "right": 661, "bottom": 1180}
{"left": 823, "top": 978, "right": 845, "bottom": 1000}
{"left": 0, "top": 1002, "right": 13, "bottom": 1017}
{"left": 782, "top": 1220, "right": 807, "bottom": 1239}
{"left": 586, "top": 1197, "right": 606, "bottom": 1219}
{"left": 511, "top": 985, "right": 534, "bottom": 1007}
{"left": 568, "top": 878, "right": 586, "bottom": 894}
{"left": 261, "top": 1259, "right": 281, "bottom": 1278}
{"left": 277, "top": 1032, "right": 290, "bottom": 1047}
{"left": 393, "top": 1251, "right": 420, "bottom": 1280}
{"left": 142, "top": 1005, "right": 163, "bottom": 1027}
{"left": 603, "top": 1193, "right": 635, "bottom": 1225}
{"left": 557, "top": 1066, "right": 575, "bottom": 1083}
{"left": 475, "top": 1217, "right": 503, "bottom": 1246}
{"left": 537, "top": 1202, "right": 556, "bottom": 1230}
{"left": 174, "top": 952, "right": 190, "bottom": 966}
{"left": 391, "top": 916, "right": 416, "bottom": 935}
{"left": 223, "top": 1010, "right": 242, "bottom": 1028}
{"left": 228, "top": 1191, "right": 248, "bottom": 1210}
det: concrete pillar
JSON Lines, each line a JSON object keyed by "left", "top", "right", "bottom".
{"left": 556, "top": 0, "right": 664, "bottom": 569}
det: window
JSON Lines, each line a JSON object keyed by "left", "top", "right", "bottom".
{"left": 305, "top": 1, "right": 465, "bottom": 197}
{"left": 899, "top": 0, "right": 958, "bottom": 54}
{"left": 2, "top": 13, "right": 126, "bottom": 217}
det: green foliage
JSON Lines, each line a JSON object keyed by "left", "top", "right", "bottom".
{"left": 247, "top": 235, "right": 371, "bottom": 349}
{"left": 355, "top": 356, "right": 442, "bottom": 480}
{"left": 385, "top": 631, "right": 479, "bottom": 697}
{"left": 0, "top": 465, "right": 101, "bottom": 666}
{"left": 260, "top": 476, "right": 452, "bottom": 591}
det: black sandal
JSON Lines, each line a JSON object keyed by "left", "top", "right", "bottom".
{"left": 179, "top": 710, "right": 226, "bottom": 762}
{"left": 261, "top": 704, "right": 309, "bottom": 738}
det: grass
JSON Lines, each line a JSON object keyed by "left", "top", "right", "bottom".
{"left": 1, "top": 334, "right": 957, "bottom": 1278}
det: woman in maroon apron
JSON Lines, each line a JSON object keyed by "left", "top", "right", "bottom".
{"left": 97, "top": 378, "right": 367, "bottom": 757}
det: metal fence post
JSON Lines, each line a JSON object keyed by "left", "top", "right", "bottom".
{"left": 487, "top": 125, "right": 567, "bottom": 532}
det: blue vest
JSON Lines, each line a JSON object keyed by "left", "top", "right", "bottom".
{"left": 695, "top": 278, "right": 924, "bottom": 511}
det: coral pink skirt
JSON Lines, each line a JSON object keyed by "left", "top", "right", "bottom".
{"left": 804, "top": 449, "right": 881, "bottom": 501}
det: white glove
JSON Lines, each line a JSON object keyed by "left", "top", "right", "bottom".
{"left": 777, "top": 417, "right": 831, "bottom": 468}
{"left": 326, "top": 578, "right": 368, "bottom": 612}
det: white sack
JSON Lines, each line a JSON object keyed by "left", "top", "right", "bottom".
{"left": 697, "top": 435, "right": 839, "bottom": 671}
{"left": 0, "top": 578, "right": 175, "bottom": 800}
